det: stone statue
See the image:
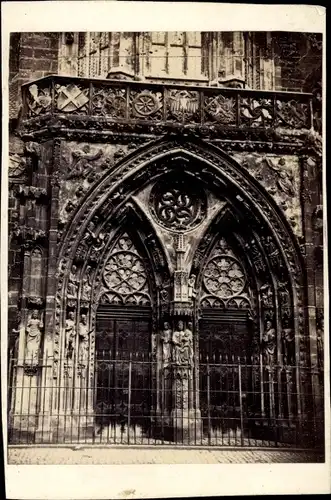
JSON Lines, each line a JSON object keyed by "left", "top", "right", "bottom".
{"left": 264, "top": 236, "right": 280, "bottom": 269}
{"left": 184, "top": 322, "right": 194, "bottom": 366}
{"left": 65, "top": 311, "right": 76, "bottom": 359}
{"left": 316, "top": 314, "right": 324, "bottom": 368}
{"left": 260, "top": 283, "right": 273, "bottom": 308}
{"left": 278, "top": 281, "right": 291, "bottom": 309}
{"left": 172, "top": 320, "right": 193, "bottom": 367}
{"left": 160, "top": 322, "right": 172, "bottom": 367}
{"left": 25, "top": 309, "right": 43, "bottom": 365}
{"left": 78, "top": 314, "right": 92, "bottom": 367}
{"left": 159, "top": 277, "right": 171, "bottom": 303}
{"left": 282, "top": 320, "right": 295, "bottom": 365}
{"left": 262, "top": 320, "right": 276, "bottom": 366}
{"left": 67, "top": 265, "right": 79, "bottom": 299}
{"left": 81, "top": 266, "right": 92, "bottom": 301}
{"left": 188, "top": 274, "right": 197, "bottom": 301}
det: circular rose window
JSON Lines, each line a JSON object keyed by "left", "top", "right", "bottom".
{"left": 204, "top": 256, "right": 246, "bottom": 298}
{"left": 150, "top": 177, "right": 207, "bottom": 231}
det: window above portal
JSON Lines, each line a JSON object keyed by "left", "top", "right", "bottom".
{"left": 149, "top": 175, "right": 207, "bottom": 232}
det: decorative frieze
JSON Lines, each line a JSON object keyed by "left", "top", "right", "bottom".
{"left": 21, "top": 76, "right": 313, "bottom": 147}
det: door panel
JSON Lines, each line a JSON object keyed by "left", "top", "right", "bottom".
{"left": 199, "top": 310, "right": 251, "bottom": 433}
{"left": 95, "top": 307, "right": 152, "bottom": 434}
{"left": 199, "top": 313, "right": 251, "bottom": 360}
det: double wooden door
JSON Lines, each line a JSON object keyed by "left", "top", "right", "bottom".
{"left": 95, "top": 306, "right": 153, "bottom": 432}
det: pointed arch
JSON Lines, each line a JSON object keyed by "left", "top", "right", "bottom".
{"left": 53, "top": 136, "right": 306, "bottom": 376}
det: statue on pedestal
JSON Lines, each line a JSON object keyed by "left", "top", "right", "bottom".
{"left": 262, "top": 320, "right": 276, "bottom": 366}
{"left": 172, "top": 320, "right": 193, "bottom": 367}
{"left": 25, "top": 309, "right": 43, "bottom": 366}
{"left": 65, "top": 311, "right": 76, "bottom": 360}
{"left": 78, "top": 314, "right": 92, "bottom": 369}
{"left": 67, "top": 265, "right": 79, "bottom": 299}
{"left": 188, "top": 275, "right": 197, "bottom": 301}
{"left": 316, "top": 313, "right": 324, "bottom": 368}
{"left": 160, "top": 322, "right": 172, "bottom": 367}
{"left": 81, "top": 266, "right": 92, "bottom": 301}
{"left": 282, "top": 319, "right": 295, "bottom": 366}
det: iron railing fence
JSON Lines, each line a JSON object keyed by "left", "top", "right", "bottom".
{"left": 21, "top": 75, "right": 313, "bottom": 132}
{"left": 8, "top": 352, "right": 324, "bottom": 449}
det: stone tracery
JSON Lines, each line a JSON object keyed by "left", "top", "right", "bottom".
{"left": 53, "top": 139, "right": 305, "bottom": 389}
{"left": 102, "top": 233, "right": 151, "bottom": 306}
{"left": 200, "top": 238, "right": 252, "bottom": 309}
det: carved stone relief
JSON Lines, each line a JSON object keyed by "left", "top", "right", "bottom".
{"left": 58, "top": 141, "right": 147, "bottom": 227}
{"left": 233, "top": 153, "right": 302, "bottom": 237}
{"left": 9, "top": 135, "right": 26, "bottom": 180}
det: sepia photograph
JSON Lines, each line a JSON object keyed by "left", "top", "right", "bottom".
{"left": 2, "top": 2, "right": 329, "bottom": 498}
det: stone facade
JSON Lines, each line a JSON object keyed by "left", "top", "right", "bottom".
{"left": 8, "top": 32, "right": 323, "bottom": 446}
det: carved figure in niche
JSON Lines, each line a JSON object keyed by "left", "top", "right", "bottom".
{"left": 312, "top": 205, "right": 323, "bottom": 232}
{"left": 278, "top": 281, "right": 291, "bottom": 309}
{"left": 172, "top": 321, "right": 193, "bottom": 366}
{"left": 25, "top": 310, "right": 43, "bottom": 365}
{"left": 159, "top": 277, "right": 171, "bottom": 303}
{"left": 265, "top": 158, "right": 295, "bottom": 197}
{"left": 67, "top": 265, "right": 79, "bottom": 299}
{"left": 282, "top": 317, "right": 295, "bottom": 366}
{"left": 260, "top": 283, "right": 273, "bottom": 308}
{"left": 78, "top": 314, "right": 92, "bottom": 367}
{"left": 81, "top": 266, "right": 93, "bottom": 301}
{"left": 65, "top": 311, "right": 76, "bottom": 359}
{"left": 83, "top": 219, "right": 99, "bottom": 244}
{"left": 316, "top": 313, "right": 324, "bottom": 368}
{"left": 262, "top": 320, "right": 276, "bottom": 366}
{"left": 188, "top": 274, "right": 197, "bottom": 301}
{"left": 264, "top": 236, "right": 280, "bottom": 269}
{"left": 246, "top": 239, "right": 265, "bottom": 274}
{"left": 160, "top": 322, "right": 172, "bottom": 367}
{"left": 184, "top": 322, "right": 194, "bottom": 366}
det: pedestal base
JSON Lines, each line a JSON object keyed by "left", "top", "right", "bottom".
{"left": 171, "top": 409, "right": 202, "bottom": 444}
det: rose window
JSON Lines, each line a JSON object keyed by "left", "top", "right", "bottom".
{"left": 204, "top": 256, "right": 246, "bottom": 298}
{"left": 104, "top": 252, "right": 147, "bottom": 295}
{"left": 150, "top": 177, "right": 206, "bottom": 231}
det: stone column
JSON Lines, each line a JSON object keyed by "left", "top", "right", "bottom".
{"left": 170, "top": 320, "right": 201, "bottom": 444}
{"left": 300, "top": 154, "right": 323, "bottom": 445}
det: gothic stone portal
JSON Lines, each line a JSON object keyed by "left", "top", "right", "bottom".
{"left": 9, "top": 144, "right": 309, "bottom": 446}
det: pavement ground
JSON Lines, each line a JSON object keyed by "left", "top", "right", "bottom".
{"left": 8, "top": 445, "right": 325, "bottom": 464}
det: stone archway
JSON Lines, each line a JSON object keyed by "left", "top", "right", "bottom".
{"left": 49, "top": 136, "right": 306, "bottom": 444}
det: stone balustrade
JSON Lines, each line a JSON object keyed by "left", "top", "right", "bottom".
{"left": 20, "top": 76, "right": 313, "bottom": 138}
